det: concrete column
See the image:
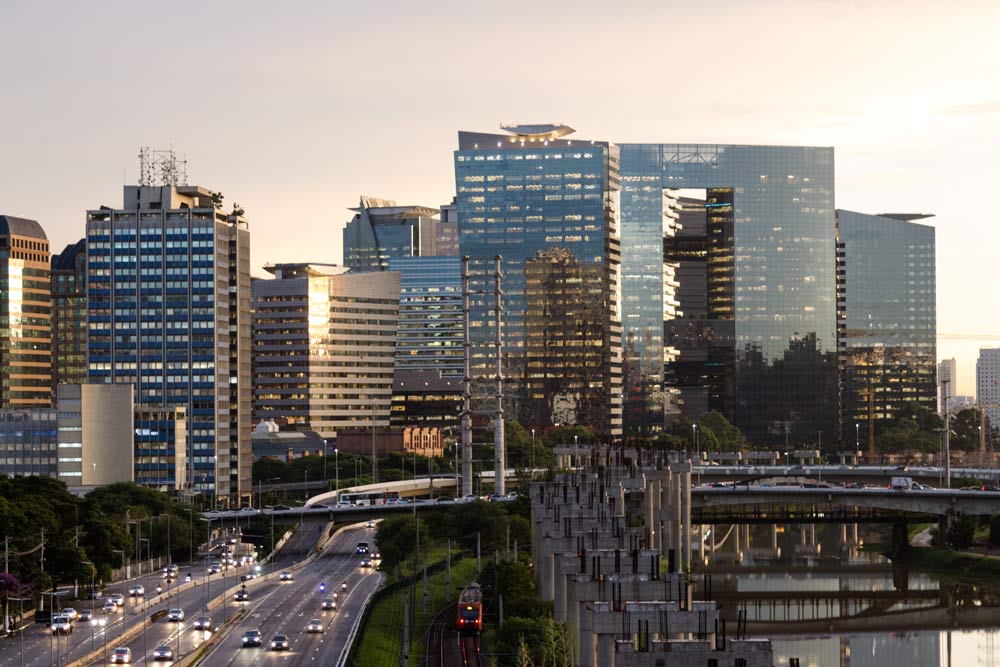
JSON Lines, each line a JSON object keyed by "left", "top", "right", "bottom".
{"left": 771, "top": 524, "right": 778, "bottom": 552}
{"left": 645, "top": 476, "right": 656, "bottom": 549}
{"left": 673, "top": 472, "right": 683, "bottom": 572}
{"left": 682, "top": 470, "right": 692, "bottom": 571}
{"left": 539, "top": 545, "right": 554, "bottom": 600}
{"left": 735, "top": 523, "right": 742, "bottom": 554}
{"left": 710, "top": 525, "right": 717, "bottom": 556}
{"left": 553, "top": 553, "right": 567, "bottom": 623}
{"left": 597, "top": 634, "right": 615, "bottom": 667}
{"left": 579, "top": 602, "right": 595, "bottom": 667}
{"left": 809, "top": 524, "right": 816, "bottom": 546}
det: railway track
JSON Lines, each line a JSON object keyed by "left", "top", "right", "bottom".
{"left": 424, "top": 602, "right": 458, "bottom": 667}
{"left": 460, "top": 633, "right": 483, "bottom": 667}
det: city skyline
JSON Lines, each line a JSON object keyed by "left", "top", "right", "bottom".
{"left": 2, "top": 1, "right": 999, "bottom": 394}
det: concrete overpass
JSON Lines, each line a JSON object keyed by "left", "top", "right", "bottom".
{"left": 691, "top": 464, "right": 1000, "bottom": 486}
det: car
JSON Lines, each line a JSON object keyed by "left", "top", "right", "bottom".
{"left": 306, "top": 618, "right": 324, "bottom": 633}
{"left": 152, "top": 645, "right": 173, "bottom": 661}
{"left": 209, "top": 564, "right": 221, "bottom": 574}
{"left": 193, "top": 617, "right": 212, "bottom": 631}
{"left": 238, "top": 507, "right": 259, "bottom": 515}
{"left": 128, "top": 585, "right": 144, "bottom": 597}
{"left": 360, "top": 558, "right": 372, "bottom": 568}
{"left": 321, "top": 596, "right": 337, "bottom": 610}
{"left": 241, "top": 630, "right": 263, "bottom": 647}
{"left": 109, "top": 594, "right": 125, "bottom": 606}
{"left": 505, "top": 491, "right": 519, "bottom": 500}
{"left": 341, "top": 581, "right": 348, "bottom": 591}
{"left": 487, "top": 493, "right": 504, "bottom": 502}
{"left": 110, "top": 647, "right": 132, "bottom": 664}
{"left": 270, "top": 635, "right": 290, "bottom": 651}
{"left": 235, "top": 589, "right": 249, "bottom": 601}
{"left": 336, "top": 500, "right": 353, "bottom": 508}
{"left": 167, "top": 608, "right": 185, "bottom": 622}
{"left": 436, "top": 496, "right": 455, "bottom": 503}
{"left": 78, "top": 609, "right": 93, "bottom": 622}
{"left": 61, "top": 607, "right": 78, "bottom": 620}
{"left": 356, "top": 542, "right": 369, "bottom": 554}
{"left": 271, "top": 504, "right": 292, "bottom": 511}
{"left": 366, "top": 520, "right": 375, "bottom": 528}
{"left": 240, "top": 574, "right": 252, "bottom": 582}
{"left": 103, "top": 601, "right": 118, "bottom": 614}
{"left": 385, "top": 497, "right": 399, "bottom": 505}
{"left": 373, "top": 551, "right": 381, "bottom": 560}
{"left": 50, "top": 615, "right": 73, "bottom": 634}
{"left": 279, "top": 571, "right": 293, "bottom": 582}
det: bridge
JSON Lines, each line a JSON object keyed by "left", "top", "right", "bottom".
{"left": 691, "top": 464, "right": 1000, "bottom": 486}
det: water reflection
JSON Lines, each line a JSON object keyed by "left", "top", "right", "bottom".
{"left": 696, "top": 523, "right": 1000, "bottom": 665}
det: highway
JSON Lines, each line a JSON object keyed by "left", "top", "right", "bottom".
{"left": 195, "top": 522, "right": 382, "bottom": 667}
{"left": 0, "top": 521, "right": 380, "bottom": 667}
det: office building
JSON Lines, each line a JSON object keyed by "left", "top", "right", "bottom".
{"left": 837, "top": 211, "right": 936, "bottom": 440}
{"left": 86, "top": 180, "right": 251, "bottom": 501}
{"left": 0, "top": 384, "right": 135, "bottom": 488}
{"left": 0, "top": 215, "right": 52, "bottom": 408}
{"left": 618, "top": 143, "right": 838, "bottom": 443}
{"left": 939, "top": 358, "right": 958, "bottom": 414}
{"left": 55, "top": 384, "right": 137, "bottom": 487}
{"left": 51, "top": 239, "right": 88, "bottom": 393}
{"left": 387, "top": 256, "right": 463, "bottom": 429}
{"left": 977, "top": 348, "right": 1000, "bottom": 431}
{"left": 436, "top": 200, "right": 460, "bottom": 255}
{"left": 342, "top": 196, "right": 441, "bottom": 272}
{"left": 454, "top": 124, "right": 623, "bottom": 439}
{"left": 335, "top": 425, "right": 444, "bottom": 458}
{"left": 252, "top": 263, "right": 399, "bottom": 438}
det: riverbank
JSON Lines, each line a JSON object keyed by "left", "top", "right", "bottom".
{"left": 902, "top": 546, "right": 1000, "bottom": 580}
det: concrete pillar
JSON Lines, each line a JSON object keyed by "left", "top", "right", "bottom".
{"left": 539, "top": 545, "right": 554, "bottom": 600}
{"left": 645, "top": 476, "right": 656, "bottom": 549}
{"left": 682, "top": 470, "right": 692, "bottom": 571}
{"left": 809, "top": 524, "right": 816, "bottom": 546}
{"left": 553, "top": 554, "right": 567, "bottom": 623}
{"left": 597, "top": 633, "right": 615, "bottom": 667}
{"left": 673, "top": 471, "right": 683, "bottom": 572}
{"left": 710, "top": 525, "right": 717, "bottom": 556}
{"left": 579, "top": 602, "right": 595, "bottom": 667}
{"left": 771, "top": 524, "right": 778, "bottom": 552}
{"left": 735, "top": 523, "right": 742, "bottom": 555}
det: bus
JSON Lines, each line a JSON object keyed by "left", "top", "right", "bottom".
{"left": 337, "top": 491, "right": 401, "bottom": 506}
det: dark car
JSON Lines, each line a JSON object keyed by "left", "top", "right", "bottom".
{"left": 235, "top": 589, "right": 249, "bottom": 602}
{"left": 270, "top": 635, "right": 290, "bottom": 651}
{"left": 152, "top": 645, "right": 173, "bottom": 661}
{"left": 193, "top": 617, "right": 212, "bottom": 631}
{"left": 436, "top": 496, "right": 455, "bottom": 503}
{"left": 241, "top": 630, "right": 262, "bottom": 647}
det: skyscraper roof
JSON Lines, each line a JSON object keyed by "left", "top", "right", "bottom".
{"left": 0, "top": 215, "right": 47, "bottom": 239}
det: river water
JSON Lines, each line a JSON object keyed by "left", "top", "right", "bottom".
{"left": 697, "top": 523, "right": 1000, "bottom": 666}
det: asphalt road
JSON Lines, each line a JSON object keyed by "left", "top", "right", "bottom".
{"left": 0, "top": 524, "right": 334, "bottom": 667}
{"left": 196, "top": 522, "right": 383, "bottom": 667}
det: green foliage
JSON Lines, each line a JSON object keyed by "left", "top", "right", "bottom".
{"left": 374, "top": 514, "right": 425, "bottom": 566}
{"left": 947, "top": 515, "right": 978, "bottom": 549}
{"left": 543, "top": 425, "right": 595, "bottom": 446}
{"left": 697, "top": 411, "right": 746, "bottom": 452}
{"left": 506, "top": 420, "right": 556, "bottom": 469}
{"left": 951, "top": 408, "right": 984, "bottom": 452}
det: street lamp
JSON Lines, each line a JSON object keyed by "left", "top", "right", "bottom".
{"left": 530, "top": 428, "right": 536, "bottom": 472}
{"left": 323, "top": 439, "right": 329, "bottom": 485}
{"left": 81, "top": 561, "right": 96, "bottom": 650}
{"left": 111, "top": 549, "right": 126, "bottom": 634}
{"left": 855, "top": 422, "right": 860, "bottom": 451}
{"left": 334, "top": 448, "right": 340, "bottom": 496}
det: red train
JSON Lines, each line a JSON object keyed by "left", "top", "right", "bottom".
{"left": 456, "top": 582, "right": 483, "bottom": 634}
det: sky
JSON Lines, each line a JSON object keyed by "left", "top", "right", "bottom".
{"left": 1, "top": 0, "right": 998, "bottom": 395}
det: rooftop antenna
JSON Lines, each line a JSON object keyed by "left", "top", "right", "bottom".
{"left": 138, "top": 146, "right": 188, "bottom": 186}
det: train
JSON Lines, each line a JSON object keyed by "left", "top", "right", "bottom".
{"left": 456, "top": 582, "right": 483, "bottom": 634}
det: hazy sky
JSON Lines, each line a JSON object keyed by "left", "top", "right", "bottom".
{"left": 2, "top": 0, "right": 998, "bottom": 395}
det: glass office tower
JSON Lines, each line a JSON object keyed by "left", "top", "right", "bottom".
{"left": 0, "top": 215, "right": 52, "bottom": 409}
{"left": 342, "top": 196, "right": 442, "bottom": 272}
{"left": 619, "top": 144, "right": 838, "bottom": 443}
{"left": 455, "top": 124, "right": 623, "bottom": 439}
{"left": 87, "top": 184, "right": 251, "bottom": 501}
{"left": 837, "top": 210, "right": 936, "bottom": 443}
{"left": 51, "top": 238, "right": 88, "bottom": 393}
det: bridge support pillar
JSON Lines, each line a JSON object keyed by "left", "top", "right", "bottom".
{"left": 579, "top": 601, "right": 595, "bottom": 667}
{"left": 891, "top": 522, "right": 908, "bottom": 558}
{"left": 989, "top": 516, "right": 1000, "bottom": 546}
{"left": 937, "top": 515, "right": 951, "bottom": 548}
{"left": 771, "top": 524, "right": 779, "bottom": 552}
{"left": 597, "top": 632, "right": 615, "bottom": 667}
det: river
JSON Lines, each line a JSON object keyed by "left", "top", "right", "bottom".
{"left": 696, "top": 522, "right": 1000, "bottom": 666}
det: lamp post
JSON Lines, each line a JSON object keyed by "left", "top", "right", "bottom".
{"left": 334, "top": 448, "right": 340, "bottom": 496}
{"left": 531, "top": 429, "right": 536, "bottom": 473}
{"left": 81, "top": 561, "right": 96, "bottom": 650}
{"left": 139, "top": 538, "right": 150, "bottom": 661}
{"left": 112, "top": 548, "right": 125, "bottom": 634}
{"left": 323, "top": 439, "right": 329, "bottom": 486}
{"left": 855, "top": 422, "right": 860, "bottom": 451}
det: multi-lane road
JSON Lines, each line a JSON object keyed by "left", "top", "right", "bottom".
{"left": 1, "top": 522, "right": 381, "bottom": 667}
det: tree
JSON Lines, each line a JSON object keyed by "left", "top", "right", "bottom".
{"left": 951, "top": 408, "right": 983, "bottom": 452}
{"left": 697, "top": 411, "right": 746, "bottom": 452}
{"left": 374, "top": 515, "right": 424, "bottom": 566}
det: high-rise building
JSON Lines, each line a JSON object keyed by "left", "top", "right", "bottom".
{"left": 977, "top": 348, "right": 1000, "bottom": 430}
{"left": 252, "top": 264, "right": 399, "bottom": 438}
{"left": 388, "top": 256, "right": 463, "bottom": 429}
{"left": 454, "top": 124, "right": 623, "bottom": 439}
{"left": 618, "top": 144, "right": 838, "bottom": 444}
{"left": 51, "top": 239, "right": 88, "bottom": 393}
{"left": 342, "top": 196, "right": 441, "bottom": 272}
{"left": 436, "top": 200, "right": 460, "bottom": 256}
{"left": 0, "top": 215, "right": 52, "bottom": 409}
{"left": 86, "top": 183, "right": 251, "bottom": 500}
{"left": 939, "top": 358, "right": 957, "bottom": 414}
{"left": 836, "top": 211, "right": 936, "bottom": 441}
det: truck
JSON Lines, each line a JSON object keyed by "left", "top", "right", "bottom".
{"left": 890, "top": 476, "right": 913, "bottom": 491}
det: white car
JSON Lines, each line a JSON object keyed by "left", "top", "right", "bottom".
{"left": 50, "top": 615, "right": 73, "bottom": 634}
{"left": 110, "top": 647, "right": 132, "bottom": 664}
{"left": 61, "top": 608, "right": 78, "bottom": 620}
{"left": 103, "top": 601, "right": 118, "bottom": 614}
{"left": 109, "top": 594, "right": 125, "bottom": 606}
{"left": 279, "top": 571, "right": 293, "bottom": 582}
{"left": 167, "top": 608, "right": 184, "bottom": 622}
{"left": 306, "top": 618, "right": 323, "bottom": 633}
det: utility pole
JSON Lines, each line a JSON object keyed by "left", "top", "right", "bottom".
{"left": 461, "top": 256, "right": 474, "bottom": 497}
{"left": 493, "top": 255, "right": 506, "bottom": 496}
{"left": 943, "top": 378, "right": 952, "bottom": 488}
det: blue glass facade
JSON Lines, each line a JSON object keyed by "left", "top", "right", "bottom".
{"left": 454, "top": 128, "right": 622, "bottom": 437}
{"left": 87, "top": 185, "right": 251, "bottom": 499}
{"left": 619, "top": 144, "right": 838, "bottom": 443}
{"left": 389, "top": 256, "right": 463, "bottom": 378}
{"left": 342, "top": 196, "right": 440, "bottom": 272}
{"left": 837, "top": 210, "right": 936, "bottom": 441}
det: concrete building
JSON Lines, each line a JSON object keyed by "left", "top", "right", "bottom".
{"left": 55, "top": 384, "right": 136, "bottom": 488}
{"left": 86, "top": 180, "right": 252, "bottom": 501}
{"left": 977, "top": 349, "right": 1000, "bottom": 430}
{"left": 837, "top": 211, "right": 936, "bottom": 443}
{"left": 0, "top": 384, "right": 136, "bottom": 488}
{"left": 342, "top": 196, "right": 442, "bottom": 272}
{"left": 454, "top": 123, "right": 623, "bottom": 439}
{"left": 939, "top": 357, "right": 958, "bottom": 414}
{"left": 0, "top": 215, "right": 52, "bottom": 409}
{"left": 50, "top": 239, "right": 88, "bottom": 394}
{"left": 252, "top": 263, "right": 399, "bottom": 438}
{"left": 251, "top": 419, "right": 327, "bottom": 461}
